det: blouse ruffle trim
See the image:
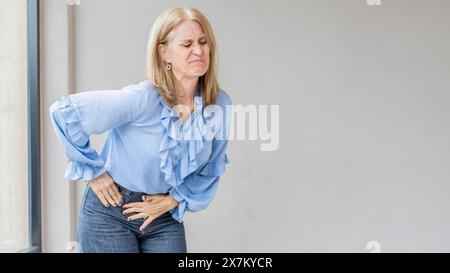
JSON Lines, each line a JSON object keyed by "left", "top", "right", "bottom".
{"left": 58, "top": 96, "right": 105, "bottom": 181}
{"left": 159, "top": 89, "right": 223, "bottom": 187}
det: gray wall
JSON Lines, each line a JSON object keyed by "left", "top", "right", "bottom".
{"left": 42, "top": 0, "right": 77, "bottom": 252}
{"left": 0, "top": 0, "right": 28, "bottom": 252}
{"left": 43, "top": 0, "right": 450, "bottom": 252}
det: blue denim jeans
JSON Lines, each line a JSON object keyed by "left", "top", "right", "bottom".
{"left": 77, "top": 184, "right": 187, "bottom": 253}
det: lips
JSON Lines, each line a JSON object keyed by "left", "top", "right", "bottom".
{"left": 189, "top": 59, "right": 204, "bottom": 64}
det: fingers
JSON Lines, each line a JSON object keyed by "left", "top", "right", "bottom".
{"left": 123, "top": 202, "right": 144, "bottom": 209}
{"left": 122, "top": 207, "right": 144, "bottom": 216}
{"left": 95, "top": 190, "right": 110, "bottom": 207}
{"left": 142, "top": 195, "right": 153, "bottom": 202}
{"left": 103, "top": 190, "right": 118, "bottom": 207}
{"left": 89, "top": 172, "right": 124, "bottom": 207}
{"left": 121, "top": 199, "right": 166, "bottom": 231}
{"left": 123, "top": 202, "right": 160, "bottom": 215}
{"left": 89, "top": 172, "right": 115, "bottom": 207}
{"left": 140, "top": 217, "right": 154, "bottom": 232}
{"left": 127, "top": 213, "right": 150, "bottom": 222}
{"left": 142, "top": 194, "right": 165, "bottom": 202}
{"left": 110, "top": 183, "right": 123, "bottom": 205}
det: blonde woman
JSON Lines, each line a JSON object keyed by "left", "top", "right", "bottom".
{"left": 49, "top": 6, "right": 231, "bottom": 253}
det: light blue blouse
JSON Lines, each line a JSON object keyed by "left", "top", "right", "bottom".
{"left": 49, "top": 80, "right": 231, "bottom": 223}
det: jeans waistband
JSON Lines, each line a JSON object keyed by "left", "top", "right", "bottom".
{"left": 116, "top": 183, "right": 169, "bottom": 197}
{"left": 116, "top": 183, "right": 142, "bottom": 195}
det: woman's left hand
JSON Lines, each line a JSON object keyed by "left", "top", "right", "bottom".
{"left": 122, "top": 194, "right": 179, "bottom": 231}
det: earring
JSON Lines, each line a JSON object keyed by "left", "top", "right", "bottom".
{"left": 165, "top": 62, "right": 172, "bottom": 71}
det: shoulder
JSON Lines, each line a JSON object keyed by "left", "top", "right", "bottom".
{"left": 215, "top": 89, "right": 232, "bottom": 108}
{"left": 123, "top": 80, "right": 159, "bottom": 101}
{"left": 118, "top": 80, "right": 161, "bottom": 110}
{"left": 205, "top": 89, "right": 232, "bottom": 122}
{"left": 209, "top": 89, "right": 232, "bottom": 138}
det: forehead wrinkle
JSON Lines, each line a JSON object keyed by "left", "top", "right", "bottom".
{"left": 174, "top": 21, "right": 205, "bottom": 42}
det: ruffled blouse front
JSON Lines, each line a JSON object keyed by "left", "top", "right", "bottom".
{"left": 159, "top": 89, "right": 210, "bottom": 188}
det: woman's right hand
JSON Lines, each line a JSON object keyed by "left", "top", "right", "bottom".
{"left": 88, "top": 172, "right": 123, "bottom": 207}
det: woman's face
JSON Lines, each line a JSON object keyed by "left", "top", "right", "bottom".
{"left": 160, "top": 20, "right": 210, "bottom": 80}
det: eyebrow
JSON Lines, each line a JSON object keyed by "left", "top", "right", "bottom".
{"left": 180, "top": 36, "right": 207, "bottom": 43}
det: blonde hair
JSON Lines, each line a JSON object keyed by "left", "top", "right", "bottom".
{"left": 146, "top": 6, "right": 219, "bottom": 108}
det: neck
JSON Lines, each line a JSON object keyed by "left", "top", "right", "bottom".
{"left": 172, "top": 73, "right": 198, "bottom": 105}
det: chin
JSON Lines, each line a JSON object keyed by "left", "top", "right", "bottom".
{"left": 191, "top": 70, "right": 208, "bottom": 78}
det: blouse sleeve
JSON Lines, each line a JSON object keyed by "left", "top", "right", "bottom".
{"left": 168, "top": 90, "right": 232, "bottom": 223}
{"left": 49, "top": 82, "right": 151, "bottom": 181}
{"left": 169, "top": 139, "right": 230, "bottom": 223}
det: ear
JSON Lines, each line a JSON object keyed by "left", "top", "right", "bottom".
{"left": 158, "top": 44, "right": 171, "bottom": 63}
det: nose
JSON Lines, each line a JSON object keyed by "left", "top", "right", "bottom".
{"left": 192, "top": 42, "right": 203, "bottom": 56}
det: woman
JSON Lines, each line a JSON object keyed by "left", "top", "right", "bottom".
{"left": 49, "top": 6, "right": 231, "bottom": 253}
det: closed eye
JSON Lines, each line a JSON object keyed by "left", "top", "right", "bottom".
{"left": 181, "top": 40, "right": 207, "bottom": 48}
